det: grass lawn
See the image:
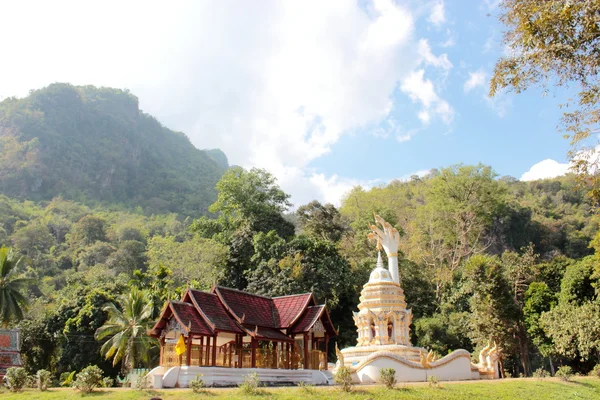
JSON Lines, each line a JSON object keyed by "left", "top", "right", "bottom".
{"left": 2, "top": 377, "right": 599, "bottom": 400}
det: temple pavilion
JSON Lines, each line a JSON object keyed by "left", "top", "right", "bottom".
{"left": 149, "top": 286, "right": 337, "bottom": 371}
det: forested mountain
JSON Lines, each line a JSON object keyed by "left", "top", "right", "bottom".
{"left": 0, "top": 83, "right": 228, "bottom": 216}
{"left": 1, "top": 150, "right": 598, "bottom": 378}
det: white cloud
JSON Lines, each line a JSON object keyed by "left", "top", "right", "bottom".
{"left": 0, "top": 0, "right": 448, "bottom": 206}
{"left": 464, "top": 69, "right": 486, "bottom": 93}
{"left": 401, "top": 69, "right": 454, "bottom": 124}
{"left": 428, "top": 1, "right": 446, "bottom": 27}
{"left": 520, "top": 159, "right": 571, "bottom": 181}
{"left": 440, "top": 29, "right": 456, "bottom": 47}
{"left": 418, "top": 39, "right": 452, "bottom": 70}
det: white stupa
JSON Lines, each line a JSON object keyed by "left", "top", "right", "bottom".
{"left": 335, "top": 215, "right": 501, "bottom": 383}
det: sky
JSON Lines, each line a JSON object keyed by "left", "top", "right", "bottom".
{"left": 0, "top": 0, "right": 577, "bottom": 207}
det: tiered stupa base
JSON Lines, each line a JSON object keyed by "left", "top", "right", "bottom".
{"left": 341, "top": 344, "right": 425, "bottom": 365}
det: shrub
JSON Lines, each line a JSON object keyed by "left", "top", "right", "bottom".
{"left": 73, "top": 365, "right": 104, "bottom": 393}
{"left": 297, "top": 380, "right": 315, "bottom": 394}
{"left": 239, "top": 372, "right": 262, "bottom": 395}
{"left": 334, "top": 366, "right": 353, "bottom": 392}
{"left": 189, "top": 374, "right": 206, "bottom": 393}
{"left": 136, "top": 374, "right": 151, "bottom": 391}
{"left": 102, "top": 377, "right": 114, "bottom": 388}
{"left": 379, "top": 368, "right": 396, "bottom": 389}
{"left": 555, "top": 365, "right": 573, "bottom": 382}
{"left": 589, "top": 364, "right": 600, "bottom": 378}
{"left": 4, "top": 367, "right": 28, "bottom": 392}
{"left": 532, "top": 368, "right": 548, "bottom": 379}
{"left": 428, "top": 375, "right": 440, "bottom": 388}
{"left": 60, "top": 371, "right": 76, "bottom": 387}
{"left": 36, "top": 369, "right": 52, "bottom": 391}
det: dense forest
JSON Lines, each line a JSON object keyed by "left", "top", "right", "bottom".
{"left": 1, "top": 160, "right": 599, "bottom": 380}
{"left": 0, "top": 84, "right": 228, "bottom": 216}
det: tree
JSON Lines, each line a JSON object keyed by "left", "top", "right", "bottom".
{"left": 491, "top": 0, "right": 600, "bottom": 202}
{"left": 406, "top": 164, "right": 506, "bottom": 300}
{"left": 94, "top": 289, "right": 156, "bottom": 372}
{"left": 68, "top": 215, "right": 107, "bottom": 248}
{"left": 0, "top": 247, "right": 32, "bottom": 327}
{"left": 147, "top": 235, "right": 228, "bottom": 289}
{"left": 523, "top": 282, "right": 557, "bottom": 374}
{"left": 208, "top": 167, "right": 294, "bottom": 238}
{"left": 463, "top": 255, "right": 520, "bottom": 374}
{"left": 540, "top": 301, "right": 600, "bottom": 362}
{"left": 246, "top": 233, "right": 352, "bottom": 310}
{"left": 296, "top": 201, "right": 348, "bottom": 242}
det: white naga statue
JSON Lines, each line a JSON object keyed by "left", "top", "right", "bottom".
{"left": 368, "top": 214, "right": 401, "bottom": 284}
{"left": 477, "top": 340, "right": 501, "bottom": 375}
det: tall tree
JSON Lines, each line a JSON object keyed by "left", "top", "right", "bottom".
{"left": 208, "top": 167, "right": 294, "bottom": 238}
{"left": 406, "top": 164, "right": 506, "bottom": 300}
{"left": 95, "top": 289, "right": 156, "bottom": 372}
{"left": 0, "top": 246, "right": 31, "bottom": 327}
{"left": 491, "top": 0, "right": 600, "bottom": 202}
{"left": 296, "top": 201, "right": 347, "bottom": 242}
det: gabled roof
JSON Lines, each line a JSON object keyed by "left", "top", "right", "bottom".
{"left": 273, "top": 293, "right": 314, "bottom": 328}
{"left": 186, "top": 289, "right": 243, "bottom": 334}
{"left": 214, "top": 286, "right": 276, "bottom": 328}
{"left": 149, "top": 301, "right": 214, "bottom": 337}
{"left": 290, "top": 305, "right": 337, "bottom": 335}
{"left": 241, "top": 324, "right": 294, "bottom": 342}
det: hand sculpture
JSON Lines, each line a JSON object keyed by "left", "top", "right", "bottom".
{"left": 368, "top": 214, "right": 400, "bottom": 283}
{"left": 368, "top": 214, "right": 400, "bottom": 257}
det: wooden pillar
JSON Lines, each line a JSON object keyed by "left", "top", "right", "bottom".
{"left": 236, "top": 335, "right": 242, "bottom": 368}
{"left": 251, "top": 338, "right": 257, "bottom": 368}
{"left": 159, "top": 337, "right": 165, "bottom": 366}
{"left": 303, "top": 333, "right": 309, "bottom": 370}
{"left": 199, "top": 336, "right": 204, "bottom": 366}
{"left": 324, "top": 334, "right": 329, "bottom": 366}
{"left": 212, "top": 335, "right": 217, "bottom": 366}
{"left": 205, "top": 336, "right": 211, "bottom": 366}
{"left": 287, "top": 342, "right": 291, "bottom": 369}
{"left": 186, "top": 335, "right": 192, "bottom": 366}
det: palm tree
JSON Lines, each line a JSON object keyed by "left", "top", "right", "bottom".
{"left": 95, "top": 289, "right": 156, "bottom": 372}
{"left": 0, "top": 247, "right": 31, "bottom": 327}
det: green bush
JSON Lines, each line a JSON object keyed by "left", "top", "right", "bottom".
{"left": 73, "top": 365, "right": 104, "bottom": 393}
{"left": 379, "top": 368, "right": 396, "bottom": 389}
{"left": 36, "top": 369, "right": 52, "bottom": 391}
{"left": 4, "top": 367, "right": 28, "bottom": 392}
{"left": 135, "top": 374, "right": 151, "bottom": 391}
{"left": 60, "top": 371, "right": 76, "bottom": 387}
{"left": 555, "top": 365, "right": 574, "bottom": 382}
{"left": 189, "top": 374, "right": 206, "bottom": 393}
{"left": 428, "top": 375, "right": 440, "bottom": 388}
{"left": 102, "top": 377, "right": 114, "bottom": 388}
{"left": 589, "top": 364, "right": 600, "bottom": 378}
{"left": 532, "top": 368, "right": 549, "bottom": 379}
{"left": 334, "top": 366, "right": 353, "bottom": 392}
{"left": 239, "top": 372, "right": 262, "bottom": 395}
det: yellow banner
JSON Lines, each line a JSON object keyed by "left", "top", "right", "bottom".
{"left": 175, "top": 334, "right": 186, "bottom": 356}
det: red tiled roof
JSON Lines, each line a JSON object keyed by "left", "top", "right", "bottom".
{"left": 241, "top": 324, "right": 294, "bottom": 342}
{"left": 170, "top": 301, "right": 214, "bottom": 336}
{"left": 290, "top": 305, "right": 325, "bottom": 333}
{"left": 187, "top": 289, "right": 243, "bottom": 334}
{"left": 272, "top": 293, "right": 313, "bottom": 328}
{"left": 214, "top": 287, "right": 276, "bottom": 327}
{"left": 149, "top": 301, "right": 214, "bottom": 337}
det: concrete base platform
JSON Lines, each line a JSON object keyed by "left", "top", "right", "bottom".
{"left": 147, "top": 366, "right": 330, "bottom": 388}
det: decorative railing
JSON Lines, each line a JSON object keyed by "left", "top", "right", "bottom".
{"left": 161, "top": 341, "right": 326, "bottom": 370}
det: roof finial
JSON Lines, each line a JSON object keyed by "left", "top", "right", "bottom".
{"left": 376, "top": 251, "right": 384, "bottom": 269}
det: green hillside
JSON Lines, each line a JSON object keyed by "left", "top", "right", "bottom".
{"left": 0, "top": 83, "right": 227, "bottom": 216}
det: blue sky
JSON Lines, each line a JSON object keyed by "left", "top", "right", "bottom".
{"left": 0, "top": 0, "right": 576, "bottom": 207}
